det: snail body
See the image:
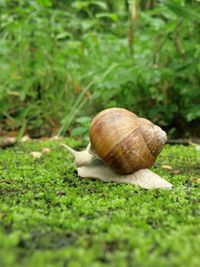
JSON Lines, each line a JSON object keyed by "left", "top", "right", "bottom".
{"left": 89, "top": 108, "right": 167, "bottom": 174}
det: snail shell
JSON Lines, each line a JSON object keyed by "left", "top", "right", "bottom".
{"left": 89, "top": 108, "right": 167, "bottom": 174}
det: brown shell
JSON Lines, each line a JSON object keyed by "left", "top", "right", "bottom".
{"left": 89, "top": 108, "right": 166, "bottom": 174}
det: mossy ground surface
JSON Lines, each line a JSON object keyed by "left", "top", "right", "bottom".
{"left": 0, "top": 139, "right": 199, "bottom": 267}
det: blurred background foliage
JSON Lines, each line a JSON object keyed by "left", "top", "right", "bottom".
{"left": 0, "top": 0, "right": 200, "bottom": 139}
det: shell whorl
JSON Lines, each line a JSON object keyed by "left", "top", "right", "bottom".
{"left": 89, "top": 108, "right": 167, "bottom": 174}
{"left": 138, "top": 118, "right": 167, "bottom": 157}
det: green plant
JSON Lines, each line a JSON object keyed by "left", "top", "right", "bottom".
{"left": 0, "top": 139, "right": 199, "bottom": 267}
{"left": 0, "top": 0, "right": 200, "bottom": 138}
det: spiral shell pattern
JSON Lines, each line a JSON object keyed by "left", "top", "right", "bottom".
{"left": 89, "top": 108, "right": 167, "bottom": 174}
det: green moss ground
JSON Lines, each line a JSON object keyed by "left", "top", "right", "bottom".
{"left": 0, "top": 139, "right": 199, "bottom": 267}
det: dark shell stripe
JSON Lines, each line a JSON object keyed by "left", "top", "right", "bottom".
{"left": 103, "top": 128, "right": 156, "bottom": 174}
{"left": 89, "top": 109, "right": 138, "bottom": 158}
{"left": 139, "top": 124, "right": 161, "bottom": 157}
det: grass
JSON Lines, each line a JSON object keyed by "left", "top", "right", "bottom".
{"left": 0, "top": 139, "right": 199, "bottom": 267}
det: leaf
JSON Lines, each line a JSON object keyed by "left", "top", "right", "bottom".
{"left": 91, "top": 1, "right": 107, "bottom": 10}
{"left": 0, "top": 137, "right": 16, "bottom": 148}
{"left": 42, "top": 147, "right": 51, "bottom": 153}
{"left": 21, "top": 135, "right": 31, "bottom": 142}
{"left": 36, "top": 0, "right": 52, "bottom": 7}
{"left": 160, "top": 0, "right": 200, "bottom": 20}
{"left": 76, "top": 116, "right": 91, "bottom": 124}
{"left": 194, "top": 144, "right": 200, "bottom": 152}
{"left": 81, "top": 19, "right": 97, "bottom": 30}
{"left": 72, "top": 1, "right": 107, "bottom": 11}
{"left": 71, "top": 127, "right": 87, "bottom": 137}
{"left": 56, "top": 32, "right": 72, "bottom": 40}
{"left": 171, "top": 169, "right": 181, "bottom": 175}
{"left": 186, "top": 108, "right": 200, "bottom": 122}
{"left": 96, "top": 13, "right": 118, "bottom": 22}
{"left": 50, "top": 136, "right": 63, "bottom": 141}
{"left": 30, "top": 151, "right": 42, "bottom": 158}
{"left": 191, "top": 177, "right": 200, "bottom": 184}
{"left": 161, "top": 165, "right": 173, "bottom": 170}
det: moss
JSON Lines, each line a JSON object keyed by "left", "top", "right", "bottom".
{"left": 0, "top": 140, "right": 199, "bottom": 267}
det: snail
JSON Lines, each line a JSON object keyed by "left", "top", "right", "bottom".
{"left": 63, "top": 108, "right": 172, "bottom": 190}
